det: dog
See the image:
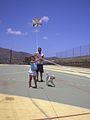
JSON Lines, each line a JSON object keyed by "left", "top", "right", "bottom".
{"left": 46, "top": 73, "right": 55, "bottom": 87}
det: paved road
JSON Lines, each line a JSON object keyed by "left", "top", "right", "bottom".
{"left": 0, "top": 64, "right": 90, "bottom": 120}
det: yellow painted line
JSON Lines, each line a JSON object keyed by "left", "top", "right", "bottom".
{"left": 44, "top": 65, "right": 90, "bottom": 73}
{"left": 44, "top": 66, "right": 90, "bottom": 78}
{"left": 0, "top": 93, "right": 90, "bottom": 120}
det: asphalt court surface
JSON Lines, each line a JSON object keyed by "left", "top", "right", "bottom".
{"left": 0, "top": 64, "right": 90, "bottom": 120}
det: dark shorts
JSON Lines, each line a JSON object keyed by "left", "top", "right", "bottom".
{"left": 37, "top": 64, "right": 44, "bottom": 73}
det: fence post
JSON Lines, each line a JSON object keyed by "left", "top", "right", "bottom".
{"left": 80, "top": 46, "right": 82, "bottom": 57}
{"left": 73, "top": 48, "right": 74, "bottom": 57}
{"left": 89, "top": 44, "right": 90, "bottom": 56}
{"left": 10, "top": 49, "right": 12, "bottom": 64}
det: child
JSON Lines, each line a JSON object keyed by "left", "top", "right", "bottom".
{"left": 46, "top": 73, "right": 55, "bottom": 87}
{"left": 29, "top": 55, "right": 38, "bottom": 88}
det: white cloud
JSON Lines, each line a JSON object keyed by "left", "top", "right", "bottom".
{"left": 7, "top": 28, "right": 28, "bottom": 36}
{"left": 43, "top": 36, "right": 48, "bottom": 40}
{"left": 41, "top": 16, "right": 49, "bottom": 22}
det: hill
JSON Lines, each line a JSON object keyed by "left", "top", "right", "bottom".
{"left": 0, "top": 47, "right": 32, "bottom": 64}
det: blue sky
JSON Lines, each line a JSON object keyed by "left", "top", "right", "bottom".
{"left": 0, "top": 0, "right": 90, "bottom": 57}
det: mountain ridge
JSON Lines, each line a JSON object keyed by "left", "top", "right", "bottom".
{"left": 0, "top": 47, "right": 32, "bottom": 64}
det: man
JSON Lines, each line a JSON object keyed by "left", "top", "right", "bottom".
{"left": 36, "top": 47, "right": 44, "bottom": 82}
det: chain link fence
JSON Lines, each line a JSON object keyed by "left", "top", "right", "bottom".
{"left": 56, "top": 44, "right": 90, "bottom": 58}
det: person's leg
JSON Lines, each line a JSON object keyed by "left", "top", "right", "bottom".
{"left": 33, "top": 76, "right": 37, "bottom": 88}
{"left": 40, "top": 72, "right": 43, "bottom": 81}
{"left": 36, "top": 71, "right": 39, "bottom": 81}
{"left": 40, "top": 64, "right": 44, "bottom": 82}
{"left": 36, "top": 64, "right": 39, "bottom": 81}
{"left": 29, "top": 75, "right": 32, "bottom": 87}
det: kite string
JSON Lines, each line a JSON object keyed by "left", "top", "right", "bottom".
{"left": 44, "top": 59, "right": 62, "bottom": 67}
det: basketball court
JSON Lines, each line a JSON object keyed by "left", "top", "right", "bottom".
{"left": 0, "top": 64, "right": 90, "bottom": 120}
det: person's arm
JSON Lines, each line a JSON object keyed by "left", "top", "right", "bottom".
{"left": 35, "top": 58, "right": 39, "bottom": 62}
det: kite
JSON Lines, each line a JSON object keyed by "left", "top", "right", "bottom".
{"left": 32, "top": 18, "right": 42, "bottom": 27}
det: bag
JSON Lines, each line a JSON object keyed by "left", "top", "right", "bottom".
{"left": 31, "top": 63, "right": 37, "bottom": 71}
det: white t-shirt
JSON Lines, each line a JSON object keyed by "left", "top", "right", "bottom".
{"left": 36, "top": 52, "right": 44, "bottom": 64}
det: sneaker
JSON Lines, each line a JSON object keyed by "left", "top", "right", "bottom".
{"left": 37, "top": 79, "right": 40, "bottom": 82}
{"left": 40, "top": 80, "right": 45, "bottom": 82}
{"left": 32, "top": 86, "right": 37, "bottom": 88}
{"left": 29, "top": 84, "right": 32, "bottom": 88}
